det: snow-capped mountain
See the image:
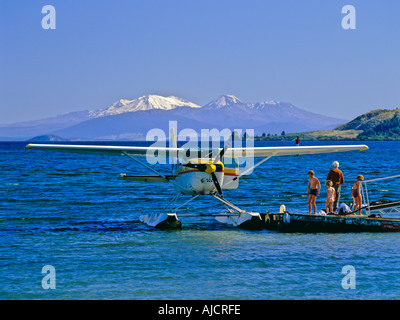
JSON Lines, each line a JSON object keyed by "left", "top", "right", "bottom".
{"left": 92, "top": 95, "right": 201, "bottom": 117}
{"left": 204, "top": 95, "right": 301, "bottom": 114}
{"left": 0, "top": 94, "right": 347, "bottom": 140}
{"left": 203, "top": 95, "right": 246, "bottom": 109}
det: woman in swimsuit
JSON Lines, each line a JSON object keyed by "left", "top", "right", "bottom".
{"left": 351, "top": 175, "right": 364, "bottom": 215}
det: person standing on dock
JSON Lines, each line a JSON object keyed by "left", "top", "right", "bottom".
{"left": 325, "top": 180, "right": 336, "bottom": 214}
{"left": 351, "top": 175, "right": 364, "bottom": 215}
{"left": 326, "top": 161, "right": 345, "bottom": 212}
{"left": 307, "top": 170, "right": 321, "bottom": 214}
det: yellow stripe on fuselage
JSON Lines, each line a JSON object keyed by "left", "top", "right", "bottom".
{"left": 174, "top": 158, "right": 238, "bottom": 176}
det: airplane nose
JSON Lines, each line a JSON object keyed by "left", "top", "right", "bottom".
{"left": 205, "top": 164, "right": 216, "bottom": 174}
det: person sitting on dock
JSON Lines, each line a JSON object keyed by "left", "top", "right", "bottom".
{"left": 326, "top": 161, "right": 345, "bottom": 212}
{"left": 307, "top": 170, "right": 321, "bottom": 214}
{"left": 351, "top": 175, "right": 364, "bottom": 215}
{"left": 325, "top": 180, "right": 336, "bottom": 214}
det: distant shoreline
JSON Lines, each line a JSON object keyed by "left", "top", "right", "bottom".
{"left": 0, "top": 137, "right": 400, "bottom": 145}
{"left": 254, "top": 134, "right": 400, "bottom": 142}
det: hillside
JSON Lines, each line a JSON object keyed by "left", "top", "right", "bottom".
{"left": 256, "top": 108, "right": 400, "bottom": 141}
{"left": 356, "top": 113, "right": 400, "bottom": 140}
{"left": 336, "top": 108, "right": 400, "bottom": 131}
{"left": 336, "top": 108, "right": 400, "bottom": 140}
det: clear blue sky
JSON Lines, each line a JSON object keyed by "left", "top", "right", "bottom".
{"left": 1, "top": 0, "right": 399, "bottom": 123}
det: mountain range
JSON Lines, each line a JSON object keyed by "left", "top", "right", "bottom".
{"left": 0, "top": 94, "right": 346, "bottom": 140}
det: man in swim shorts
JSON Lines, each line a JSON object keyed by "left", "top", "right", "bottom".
{"left": 307, "top": 170, "right": 321, "bottom": 214}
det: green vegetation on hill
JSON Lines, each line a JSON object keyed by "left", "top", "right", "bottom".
{"left": 336, "top": 108, "right": 400, "bottom": 131}
{"left": 357, "top": 114, "right": 400, "bottom": 140}
{"left": 255, "top": 108, "right": 400, "bottom": 141}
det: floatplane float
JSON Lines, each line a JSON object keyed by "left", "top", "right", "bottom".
{"left": 25, "top": 133, "right": 378, "bottom": 231}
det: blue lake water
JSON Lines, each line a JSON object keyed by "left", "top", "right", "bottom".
{"left": 0, "top": 140, "right": 400, "bottom": 299}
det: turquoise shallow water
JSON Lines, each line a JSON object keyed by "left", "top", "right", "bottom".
{"left": 1, "top": 141, "right": 400, "bottom": 299}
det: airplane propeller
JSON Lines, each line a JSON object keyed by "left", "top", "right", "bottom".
{"left": 213, "top": 142, "right": 230, "bottom": 165}
{"left": 210, "top": 171, "right": 223, "bottom": 195}
{"left": 184, "top": 142, "right": 231, "bottom": 196}
{"left": 210, "top": 142, "right": 230, "bottom": 195}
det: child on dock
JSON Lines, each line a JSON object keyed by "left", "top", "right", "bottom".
{"left": 308, "top": 170, "right": 321, "bottom": 214}
{"left": 352, "top": 175, "right": 364, "bottom": 215}
{"left": 325, "top": 180, "right": 335, "bottom": 214}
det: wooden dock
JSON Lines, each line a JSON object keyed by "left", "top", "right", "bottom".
{"left": 139, "top": 211, "right": 400, "bottom": 232}
{"left": 263, "top": 212, "right": 400, "bottom": 233}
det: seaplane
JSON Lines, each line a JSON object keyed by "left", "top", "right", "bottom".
{"left": 25, "top": 133, "right": 369, "bottom": 230}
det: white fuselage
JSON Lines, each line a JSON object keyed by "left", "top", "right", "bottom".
{"left": 174, "top": 168, "right": 224, "bottom": 195}
{"left": 172, "top": 158, "right": 239, "bottom": 195}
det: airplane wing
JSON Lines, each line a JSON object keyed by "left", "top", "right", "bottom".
{"left": 225, "top": 144, "right": 369, "bottom": 158}
{"left": 24, "top": 143, "right": 182, "bottom": 158}
{"left": 25, "top": 143, "right": 368, "bottom": 160}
